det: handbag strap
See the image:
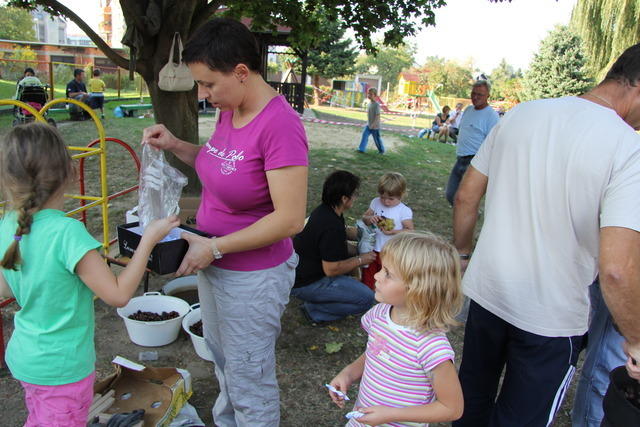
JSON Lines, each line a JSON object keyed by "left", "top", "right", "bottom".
{"left": 169, "top": 32, "right": 183, "bottom": 65}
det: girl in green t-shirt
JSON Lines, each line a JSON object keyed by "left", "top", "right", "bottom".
{"left": 0, "top": 122, "right": 179, "bottom": 426}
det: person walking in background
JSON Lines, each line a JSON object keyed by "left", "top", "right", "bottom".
{"left": 445, "top": 80, "right": 499, "bottom": 205}
{"left": 357, "top": 87, "right": 385, "bottom": 154}
{"left": 88, "top": 69, "right": 106, "bottom": 119}
{"left": 452, "top": 44, "right": 640, "bottom": 426}
{"left": 360, "top": 172, "right": 414, "bottom": 289}
{"left": 292, "top": 170, "right": 376, "bottom": 325}
{"left": 328, "top": 232, "right": 464, "bottom": 426}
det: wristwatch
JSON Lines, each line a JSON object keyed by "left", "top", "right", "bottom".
{"left": 210, "top": 237, "right": 223, "bottom": 260}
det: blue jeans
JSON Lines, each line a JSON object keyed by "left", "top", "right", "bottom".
{"left": 445, "top": 155, "right": 474, "bottom": 206}
{"left": 291, "top": 275, "right": 375, "bottom": 322}
{"left": 572, "top": 280, "right": 625, "bottom": 427}
{"left": 358, "top": 126, "right": 385, "bottom": 153}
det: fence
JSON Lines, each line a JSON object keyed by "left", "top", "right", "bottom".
{"left": 0, "top": 57, "right": 148, "bottom": 100}
{"left": 329, "top": 90, "right": 366, "bottom": 109}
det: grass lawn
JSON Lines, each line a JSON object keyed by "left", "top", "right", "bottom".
{"left": 0, "top": 106, "right": 579, "bottom": 426}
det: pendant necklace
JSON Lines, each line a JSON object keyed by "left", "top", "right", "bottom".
{"left": 587, "top": 93, "right": 614, "bottom": 110}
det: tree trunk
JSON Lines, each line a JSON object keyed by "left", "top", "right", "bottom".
{"left": 135, "top": 0, "right": 203, "bottom": 195}
{"left": 313, "top": 75, "right": 321, "bottom": 105}
{"left": 145, "top": 80, "right": 201, "bottom": 195}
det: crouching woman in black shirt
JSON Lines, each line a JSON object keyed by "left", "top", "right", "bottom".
{"left": 292, "top": 170, "right": 376, "bottom": 324}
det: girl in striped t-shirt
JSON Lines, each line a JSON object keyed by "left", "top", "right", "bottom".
{"left": 329, "top": 232, "right": 464, "bottom": 426}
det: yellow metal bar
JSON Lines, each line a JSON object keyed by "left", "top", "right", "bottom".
{"left": 65, "top": 195, "right": 102, "bottom": 201}
{"left": 40, "top": 99, "right": 111, "bottom": 252}
{"left": 71, "top": 150, "right": 104, "bottom": 160}
{"left": 1, "top": 98, "right": 111, "bottom": 253}
{"left": 65, "top": 200, "right": 103, "bottom": 217}
{"left": 68, "top": 146, "right": 102, "bottom": 153}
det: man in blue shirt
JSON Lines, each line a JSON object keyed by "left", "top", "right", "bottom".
{"left": 445, "top": 80, "right": 499, "bottom": 205}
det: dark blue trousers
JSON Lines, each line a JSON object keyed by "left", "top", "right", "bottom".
{"left": 453, "top": 300, "right": 584, "bottom": 427}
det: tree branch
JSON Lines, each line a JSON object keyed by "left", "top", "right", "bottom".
{"left": 189, "top": 1, "right": 222, "bottom": 36}
{"left": 40, "top": 0, "right": 130, "bottom": 69}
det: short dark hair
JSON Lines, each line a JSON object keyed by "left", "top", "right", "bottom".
{"left": 93, "top": 69, "right": 101, "bottom": 77}
{"left": 73, "top": 68, "right": 84, "bottom": 77}
{"left": 322, "top": 170, "right": 360, "bottom": 209}
{"left": 24, "top": 67, "right": 34, "bottom": 75}
{"left": 603, "top": 43, "right": 640, "bottom": 87}
{"left": 183, "top": 18, "right": 261, "bottom": 72}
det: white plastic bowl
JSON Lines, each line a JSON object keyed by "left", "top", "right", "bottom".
{"left": 162, "top": 275, "right": 199, "bottom": 305}
{"left": 182, "top": 304, "right": 214, "bottom": 361}
{"left": 117, "top": 292, "right": 191, "bottom": 347}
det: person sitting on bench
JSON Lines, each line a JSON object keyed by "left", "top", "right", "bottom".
{"left": 66, "top": 69, "right": 95, "bottom": 120}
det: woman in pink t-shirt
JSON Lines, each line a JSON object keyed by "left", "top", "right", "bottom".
{"left": 142, "top": 18, "right": 308, "bottom": 427}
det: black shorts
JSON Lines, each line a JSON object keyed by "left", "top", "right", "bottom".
{"left": 89, "top": 94, "right": 104, "bottom": 108}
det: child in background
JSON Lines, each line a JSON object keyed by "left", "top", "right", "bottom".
{"left": 0, "top": 123, "right": 179, "bottom": 427}
{"left": 357, "top": 87, "right": 385, "bottom": 154}
{"left": 361, "top": 172, "right": 413, "bottom": 289}
{"left": 328, "top": 232, "right": 464, "bottom": 427}
{"left": 89, "top": 68, "right": 106, "bottom": 118}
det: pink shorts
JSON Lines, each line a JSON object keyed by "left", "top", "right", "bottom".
{"left": 20, "top": 372, "right": 95, "bottom": 427}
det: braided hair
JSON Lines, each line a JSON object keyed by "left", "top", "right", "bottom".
{"left": 0, "top": 123, "right": 74, "bottom": 270}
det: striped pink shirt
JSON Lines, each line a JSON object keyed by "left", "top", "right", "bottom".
{"left": 348, "top": 303, "right": 454, "bottom": 427}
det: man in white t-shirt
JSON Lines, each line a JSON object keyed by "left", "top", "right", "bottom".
{"left": 447, "top": 102, "right": 464, "bottom": 140}
{"left": 452, "top": 44, "right": 640, "bottom": 427}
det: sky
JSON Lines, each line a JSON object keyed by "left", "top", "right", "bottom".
{"left": 411, "top": 0, "right": 577, "bottom": 72}
{"left": 60, "top": 0, "right": 577, "bottom": 73}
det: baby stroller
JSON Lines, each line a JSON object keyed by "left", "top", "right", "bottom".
{"left": 13, "top": 76, "right": 56, "bottom": 127}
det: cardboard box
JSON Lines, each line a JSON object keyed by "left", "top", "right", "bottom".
{"left": 94, "top": 356, "right": 192, "bottom": 427}
{"left": 178, "top": 197, "right": 200, "bottom": 227}
{"left": 117, "top": 222, "right": 209, "bottom": 275}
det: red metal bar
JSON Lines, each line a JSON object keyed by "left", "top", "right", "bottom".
{"left": 79, "top": 137, "right": 141, "bottom": 225}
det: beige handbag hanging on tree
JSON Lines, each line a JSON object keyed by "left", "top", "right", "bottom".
{"left": 158, "top": 32, "right": 195, "bottom": 92}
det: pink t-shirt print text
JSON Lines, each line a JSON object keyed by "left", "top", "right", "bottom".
{"left": 194, "top": 96, "right": 309, "bottom": 271}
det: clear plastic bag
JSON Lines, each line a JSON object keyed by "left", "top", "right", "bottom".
{"left": 356, "top": 220, "right": 376, "bottom": 267}
{"left": 138, "top": 143, "right": 188, "bottom": 228}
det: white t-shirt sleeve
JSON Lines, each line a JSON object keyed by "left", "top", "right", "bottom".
{"left": 600, "top": 149, "right": 640, "bottom": 231}
{"left": 400, "top": 204, "right": 413, "bottom": 222}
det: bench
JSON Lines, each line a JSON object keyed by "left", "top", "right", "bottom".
{"left": 119, "top": 104, "right": 153, "bottom": 117}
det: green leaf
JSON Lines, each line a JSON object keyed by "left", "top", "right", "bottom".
{"left": 325, "top": 341, "right": 344, "bottom": 354}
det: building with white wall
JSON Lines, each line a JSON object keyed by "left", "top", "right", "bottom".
{"left": 32, "top": 6, "right": 67, "bottom": 45}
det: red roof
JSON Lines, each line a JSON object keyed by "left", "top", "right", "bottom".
{"left": 399, "top": 72, "right": 421, "bottom": 82}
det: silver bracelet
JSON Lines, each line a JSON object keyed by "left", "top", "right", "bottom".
{"left": 357, "top": 256, "right": 362, "bottom": 265}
